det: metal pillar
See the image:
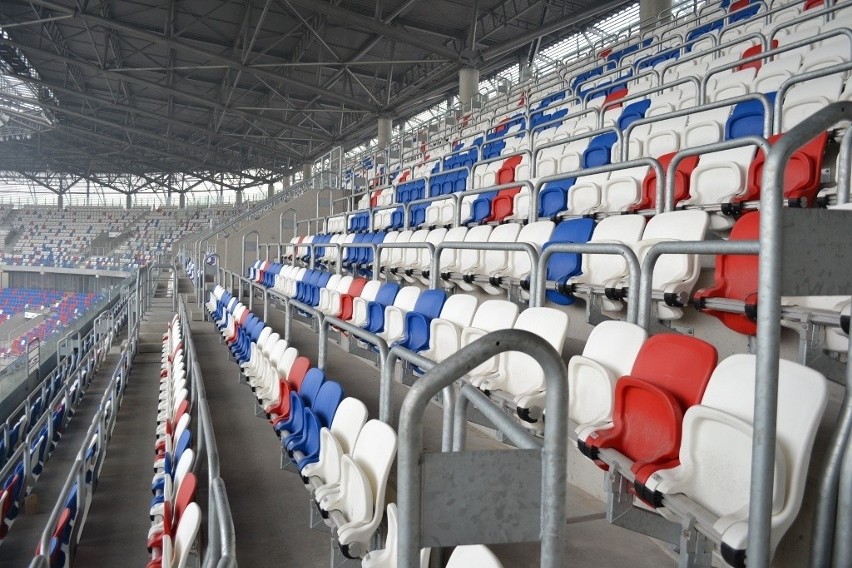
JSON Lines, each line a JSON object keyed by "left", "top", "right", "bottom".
{"left": 126, "top": 193, "right": 132, "bottom": 210}
{"left": 458, "top": 67, "right": 480, "bottom": 108}
{"left": 57, "top": 193, "right": 63, "bottom": 210}
{"left": 377, "top": 117, "right": 393, "bottom": 147}
{"left": 267, "top": 182, "right": 275, "bottom": 200}
{"left": 179, "top": 192, "right": 186, "bottom": 209}
{"left": 235, "top": 190, "right": 243, "bottom": 206}
{"left": 640, "top": 0, "right": 671, "bottom": 32}
{"left": 302, "top": 163, "right": 312, "bottom": 182}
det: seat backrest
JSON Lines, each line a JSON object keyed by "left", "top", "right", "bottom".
{"left": 330, "top": 398, "right": 369, "bottom": 455}
{"left": 446, "top": 545, "right": 503, "bottom": 568}
{"left": 569, "top": 321, "right": 648, "bottom": 426}
{"left": 299, "top": 369, "right": 327, "bottom": 407}
{"left": 277, "top": 347, "right": 299, "bottom": 378}
{"left": 347, "top": 277, "right": 369, "bottom": 297}
{"left": 545, "top": 217, "right": 596, "bottom": 283}
{"left": 358, "top": 280, "right": 383, "bottom": 303}
{"left": 375, "top": 283, "right": 402, "bottom": 307}
{"left": 440, "top": 226, "right": 469, "bottom": 270}
{"left": 412, "top": 289, "right": 447, "bottom": 321}
{"left": 470, "top": 300, "right": 520, "bottom": 332}
{"left": 313, "top": 381, "right": 345, "bottom": 428}
{"left": 580, "top": 215, "right": 646, "bottom": 283}
{"left": 511, "top": 220, "right": 555, "bottom": 277}
{"left": 458, "top": 225, "right": 493, "bottom": 272}
{"left": 335, "top": 276, "right": 354, "bottom": 294}
{"left": 351, "top": 420, "right": 397, "bottom": 508}
{"left": 288, "top": 357, "right": 311, "bottom": 391}
{"left": 174, "top": 472, "right": 198, "bottom": 524}
{"left": 437, "top": 294, "right": 478, "bottom": 329}
{"left": 630, "top": 334, "right": 718, "bottom": 411}
{"left": 173, "top": 502, "right": 202, "bottom": 568}
{"left": 695, "top": 211, "right": 759, "bottom": 335}
{"left": 482, "top": 222, "right": 522, "bottom": 274}
{"left": 500, "top": 307, "right": 569, "bottom": 396}
{"left": 693, "top": 354, "right": 827, "bottom": 542}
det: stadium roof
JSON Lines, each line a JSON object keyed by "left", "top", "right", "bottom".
{"left": 0, "top": 0, "right": 633, "bottom": 185}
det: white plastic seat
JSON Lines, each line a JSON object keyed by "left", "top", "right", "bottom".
{"left": 319, "top": 275, "right": 354, "bottom": 315}
{"left": 643, "top": 354, "right": 827, "bottom": 563}
{"left": 361, "top": 503, "right": 432, "bottom": 568}
{"left": 446, "top": 545, "right": 503, "bottom": 568}
{"left": 398, "top": 230, "right": 429, "bottom": 276}
{"left": 452, "top": 225, "right": 494, "bottom": 292}
{"left": 301, "top": 397, "right": 369, "bottom": 484}
{"left": 385, "top": 231, "right": 413, "bottom": 271}
{"left": 350, "top": 280, "right": 383, "bottom": 327}
{"left": 480, "top": 220, "right": 555, "bottom": 296}
{"left": 471, "top": 307, "right": 569, "bottom": 400}
{"left": 554, "top": 321, "right": 648, "bottom": 434}
{"left": 317, "top": 420, "right": 397, "bottom": 557}
{"left": 568, "top": 215, "right": 647, "bottom": 311}
{"left": 423, "top": 226, "right": 467, "bottom": 285}
{"left": 403, "top": 228, "right": 446, "bottom": 283}
{"left": 631, "top": 210, "right": 710, "bottom": 320}
{"left": 172, "top": 502, "right": 202, "bottom": 568}
{"left": 377, "top": 286, "right": 422, "bottom": 344}
{"left": 419, "top": 294, "right": 479, "bottom": 363}
{"left": 566, "top": 172, "right": 610, "bottom": 214}
{"left": 683, "top": 106, "right": 731, "bottom": 148}
{"left": 424, "top": 197, "right": 453, "bottom": 227}
{"left": 599, "top": 166, "right": 649, "bottom": 213}
{"left": 752, "top": 54, "right": 801, "bottom": 94}
{"left": 465, "top": 223, "right": 521, "bottom": 293}
{"left": 459, "top": 300, "right": 520, "bottom": 379}
{"left": 708, "top": 68, "right": 755, "bottom": 102}
{"left": 781, "top": 75, "right": 845, "bottom": 130}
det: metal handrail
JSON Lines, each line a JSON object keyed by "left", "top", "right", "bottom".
{"left": 767, "top": 102, "right": 852, "bottom": 568}
{"left": 178, "top": 295, "right": 237, "bottom": 568}
{"left": 397, "top": 329, "right": 568, "bottom": 568}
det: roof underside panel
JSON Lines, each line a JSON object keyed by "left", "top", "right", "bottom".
{"left": 0, "top": 0, "right": 625, "bottom": 176}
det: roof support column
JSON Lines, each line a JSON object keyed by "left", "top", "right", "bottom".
{"left": 283, "top": 175, "right": 291, "bottom": 190}
{"left": 458, "top": 67, "right": 480, "bottom": 110}
{"left": 377, "top": 116, "right": 393, "bottom": 147}
{"left": 57, "top": 193, "right": 63, "bottom": 210}
{"left": 179, "top": 192, "right": 186, "bottom": 209}
{"left": 126, "top": 193, "right": 132, "bottom": 210}
{"left": 235, "top": 189, "right": 243, "bottom": 207}
{"left": 267, "top": 183, "right": 275, "bottom": 201}
{"left": 303, "top": 163, "right": 313, "bottom": 182}
{"left": 640, "top": 0, "right": 671, "bottom": 33}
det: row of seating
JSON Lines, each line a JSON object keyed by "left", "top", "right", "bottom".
{"left": 343, "top": 0, "right": 847, "bottom": 204}
{"left": 206, "top": 285, "right": 504, "bottom": 565}
{"left": 146, "top": 315, "right": 200, "bottom": 568}
{"left": 567, "top": 326, "right": 828, "bottom": 566}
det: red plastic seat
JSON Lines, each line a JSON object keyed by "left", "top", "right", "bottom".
{"left": 738, "top": 41, "right": 779, "bottom": 72}
{"left": 268, "top": 356, "right": 310, "bottom": 423}
{"left": 338, "top": 277, "right": 368, "bottom": 321}
{"left": 734, "top": 132, "right": 827, "bottom": 207}
{"left": 147, "top": 473, "right": 197, "bottom": 552}
{"left": 581, "top": 334, "right": 718, "bottom": 485}
{"left": 804, "top": 0, "right": 825, "bottom": 10}
{"left": 694, "top": 212, "right": 760, "bottom": 336}
{"left": 486, "top": 155, "right": 524, "bottom": 222}
{"left": 604, "top": 87, "right": 628, "bottom": 110}
{"left": 630, "top": 153, "right": 699, "bottom": 212}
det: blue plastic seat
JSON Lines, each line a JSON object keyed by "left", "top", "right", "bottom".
{"left": 410, "top": 204, "right": 428, "bottom": 228}
{"left": 396, "top": 290, "right": 448, "bottom": 352}
{"left": 285, "top": 380, "right": 345, "bottom": 467}
{"left": 539, "top": 178, "right": 578, "bottom": 219}
{"left": 582, "top": 132, "right": 618, "bottom": 168}
{"left": 470, "top": 191, "right": 499, "bottom": 223}
{"left": 726, "top": 92, "right": 774, "bottom": 139}
{"left": 363, "top": 283, "right": 401, "bottom": 333}
{"left": 544, "top": 219, "right": 596, "bottom": 305}
{"left": 275, "top": 368, "right": 326, "bottom": 437}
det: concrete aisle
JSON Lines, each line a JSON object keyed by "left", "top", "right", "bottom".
{"left": 73, "top": 300, "right": 177, "bottom": 567}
